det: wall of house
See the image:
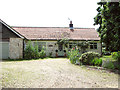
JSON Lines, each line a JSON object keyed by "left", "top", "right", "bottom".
{"left": 0, "top": 23, "right": 2, "bottom": 59}
{"left": 0, "top": 23, "right": 2, "bottom": 41}
{"left": 25, "top": 40, "right": 102, "bottom": 58}
{"left": 87, "top": 41, "right": 102, "bottom": 55}
{"left": 46, "top": 41, "right": 58, "bottom": 57}
{"left": 2, "top": 24, "right": 18, "bottom": 42}
{"left": 68, "top": 41, "right": 102, "bottom": 55}
{"left": 30, "top": 41, "right": 58, "bottom": 57}
{"left": 9, "top": 38, "right": 23, "bottom": 59}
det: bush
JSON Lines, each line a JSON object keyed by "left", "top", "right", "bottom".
{"left": 34, "top": 42, "right": 40, "bottom": 59}
{"left": 69, "top": 47, "right": 80, "bottom": 64}
{"left": 90, "top": 58, "right": 102, "bottom": 66}
{"left": 24, "top": 41, "right": 46, "bottom": 59}
{"left": 112, "top": 52, "right": 118, "bottom": 58}
{"left": 104, "top": 51, "right": 111, "bottom": 55}
{"left": 66, "top": 48, "right": 71, "bottom": 58}
{"left": 49, "top": 52, "right": 53, "bottom": 58}
{"left": 114, "top": 63, "right": 120, "bottom": 70}
{"left": 39, "top": 46, "right": 46, "bottom": 59}
{"left": 79, "top": 51, "right": 100, "bottom": 65}
{"left": 24, "top": 41, "right": 36, "bottom": 59}
{"left": 112, "top": 51, "right": 120, "bottom": 62}
{"left": 102, "top": 61, "right": 115, "bottom": 69}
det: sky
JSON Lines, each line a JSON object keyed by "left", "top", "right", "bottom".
{"left": 0, "top": 0, "right": 100, "bottom": 28}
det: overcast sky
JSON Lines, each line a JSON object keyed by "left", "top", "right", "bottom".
{"left": 0, "top": 0, "right": 100, "bottom": 28}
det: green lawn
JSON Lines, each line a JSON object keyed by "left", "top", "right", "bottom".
{"left": 100, "top": 55, "right": 116, "bottom": 62}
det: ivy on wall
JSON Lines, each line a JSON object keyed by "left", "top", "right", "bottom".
{"left": 57, "top": 38, "right": 89, "bottom": 51}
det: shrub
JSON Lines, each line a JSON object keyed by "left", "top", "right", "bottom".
{"left": 112, "top": 52, "right": 118, "bottom": 58}
{"left": 90, "top": 58, "right": 102, "bottom": 66}
{"left": 117, "top": 51, "right": 120, "bottom": 62}
{"left": 103, "top": 51, "right": 111, "bottom": 55}
{"left": 79, "top": 51, "right": 100, "bottom": 65}
{"left": 24, "top": 41, "right": 35, "bottom": 59}
{"left": 69, "top": 47, "right": 80, "bottom": 64}
{"left": 24, "top": 41, "right": 47, "bottom": 59}
{"left": 102, "top": 61, "right": 115, "bottom": 69}
{"left": 49, "top": 52, "right": 53, "bottom": 58}
{"left": 114, "top": 63, "right": 120, "bottom": 70}
{"left": 39, "top": 46, "right": 46, "bottom": 59}
{"left": 34, "top": 42, "right": 40, "bottom": 59}
{"left": 66, "top": 48, "right": 71, "bottom": 58}
{"left": 112, "top": 51, "right": 120, "bottom": 62}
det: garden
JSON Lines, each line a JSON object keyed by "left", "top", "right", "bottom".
{"left": 67, "top": 46, "right": 120, "bottom": 70}
{"left": 24, "top": 40, "right": 120, "bottom": 71}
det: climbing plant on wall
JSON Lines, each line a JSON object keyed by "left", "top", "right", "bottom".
{"left": 77, "top": 41, "right": 89, "bottom": 51}
{"left": 57, "top": 38, "right": 69, "bottom": 47}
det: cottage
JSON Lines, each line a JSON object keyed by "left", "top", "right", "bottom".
{"left": 0, "top": 19, "right": 101, "bottom": 59}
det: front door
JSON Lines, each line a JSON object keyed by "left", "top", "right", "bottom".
{"left": 58, "top": 44, "right": 64, "bottom": 56}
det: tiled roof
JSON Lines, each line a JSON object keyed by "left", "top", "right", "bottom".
{"left": 12, "top": 27, "right": 100, "bottom": 40}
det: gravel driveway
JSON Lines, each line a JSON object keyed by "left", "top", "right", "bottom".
{"left": 1, "top": 58, "right": 119, "bottom": 88}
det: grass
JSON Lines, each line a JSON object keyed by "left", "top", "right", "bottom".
{"left": 100, "top": 55, "right": 120, "bottom": 70}
{"left": 100, "top": 55, "right": 116, "bottom": 62}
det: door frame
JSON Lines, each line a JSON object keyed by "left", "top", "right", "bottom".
{"left": 57, "top": 43, "right": 64, "bottom": 56}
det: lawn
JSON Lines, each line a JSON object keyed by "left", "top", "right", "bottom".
{"left": 1, "top": 58, "right": 119, "bottom": 88}
{"left": 100, "top": 55, "right": 116, "bottom": 61}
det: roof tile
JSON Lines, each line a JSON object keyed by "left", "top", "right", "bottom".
{"left": 12, "top": 27, "right": 100, "bottom": 40}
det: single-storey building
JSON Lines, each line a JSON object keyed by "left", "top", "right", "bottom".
{"left": 0, "top": 19, "right": 101, "bottom": 59}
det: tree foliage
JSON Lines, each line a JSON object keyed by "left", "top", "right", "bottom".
{"left": 94, "top": 1, "right": 120, "bottom": 51}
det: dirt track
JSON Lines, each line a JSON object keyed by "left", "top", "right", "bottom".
{"left": 1, "top": 58, "right": 119, "bottom": 88}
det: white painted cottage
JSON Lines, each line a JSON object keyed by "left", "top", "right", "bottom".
{"left": 0, "top": 19, "right": 101, "bottom": 59}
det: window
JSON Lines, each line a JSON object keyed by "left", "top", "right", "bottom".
{"left": 34, "top": 42, "right": 46, "bottom": 52}
{"left": 69, "top": 43, "right": 77, "bottom": 49}
{"left": 90, "top": 43, "right": 97, "bottom": 49}
{"left": 48, "top": 45, "right": 53, "bottom": 47}
{"left": 69, "top": 43, "right": 72, "bottom": 49}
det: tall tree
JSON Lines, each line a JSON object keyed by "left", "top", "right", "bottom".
{"left": 94, "top": 1, "right": 120, "bottom": 51}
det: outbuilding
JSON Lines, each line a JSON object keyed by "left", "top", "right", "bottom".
{"left": 0, "top": 19, "right": 24, "bottom": 59}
